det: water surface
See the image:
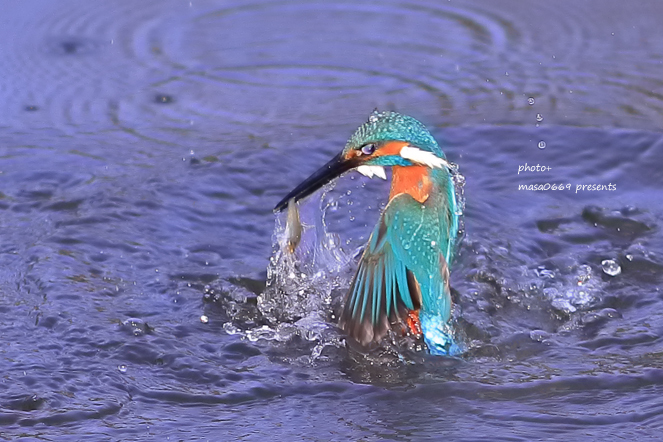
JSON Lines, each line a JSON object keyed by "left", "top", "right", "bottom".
{"left": 0, "top": 0, "right": 662, "bottom": 440}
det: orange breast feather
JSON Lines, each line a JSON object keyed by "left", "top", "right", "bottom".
{"left": 390, "top": 165, "right": 432, "bottom": 203}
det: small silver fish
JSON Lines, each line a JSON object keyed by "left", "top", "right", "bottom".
{"left": 284, "top": 198, "right": 302, "bottom": 254}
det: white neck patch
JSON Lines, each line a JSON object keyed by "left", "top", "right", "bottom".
{"left": 399, "top": 145, "right": 450, "bottom": 169}
{"left": 356, "top": 165, "right": 387, "bottom": 180}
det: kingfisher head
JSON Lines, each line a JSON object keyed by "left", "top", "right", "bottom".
{"left": 274, "top": 110, "right": 449, "bottom": 211}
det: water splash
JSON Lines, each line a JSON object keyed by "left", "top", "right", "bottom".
{"left": 225, "top": 165, "right": 467, "bottom": 359}
{"left": 448, "top": 161, "right": 466, "bottom": 217}
{"left": 539, "top": 264, "right": 602, "bottom": 313}
{"left": 232, "top": 183, "right": 356, "bottom": 358}
{"left": 259, "top": 184, "right": 355, "bottom": 324}
{"left": 209, "top": 180, "right": 360, "bottom": 359}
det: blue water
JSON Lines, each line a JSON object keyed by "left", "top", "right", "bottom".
{"left": 1, "top": 0, "right": 662, "bottom": 440}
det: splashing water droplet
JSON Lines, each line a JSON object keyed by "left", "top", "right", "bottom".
{"left": 601, "top": 259, "right": 621, "bottom": 276}
{"left": 536, "top": 113, "right": 544, "bottom": 122}
{"left": 117, "top": 365, "right": 127, "bottom": 373}
{"left": 200, "top": 315, "right": 209, "bottom": 324}
{"left": 577, "top": 265, "right": 592, "bottom": 285}
{"left": 223, "top": 322, "right": 240, "bottom": 334}
{"left": 536, "top": 266, "right": 555, "bottom": 279}
{"left": 528, "top": 97, "right": 535, "bottom": 105}
{"left": 551, "top": 297, "right": 577, "bottom": 313}
{"left": 247, "top": 325, "right": 277, "bottom": 342}
{"left": 448, "top": 161, "right": 466, "bottom": 217}
{"left": 538, "top": 141, "right": 546, "bottom": 149}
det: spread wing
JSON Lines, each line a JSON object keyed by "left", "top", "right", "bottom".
{"left": 339, "top": 193, "right": 453, "bottom": 348}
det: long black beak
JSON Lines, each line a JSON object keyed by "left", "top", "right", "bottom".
{"left": 274, "top": 151, "right": 358, "bottom": 212}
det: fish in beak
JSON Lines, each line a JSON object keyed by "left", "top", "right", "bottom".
{"left": 284, "top": 198, "right": 302, "bottom": 254}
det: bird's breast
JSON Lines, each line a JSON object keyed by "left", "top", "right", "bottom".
{"left": 389, "top": 165, "right": 432, "bottom": 204}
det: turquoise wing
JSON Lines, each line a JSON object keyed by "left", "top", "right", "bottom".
{"left": 339, "top": 193, "right": 454, "bottom": 348}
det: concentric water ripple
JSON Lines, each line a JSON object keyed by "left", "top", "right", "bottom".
{"left": 0, "top": 0, "right": 660, "bottom": 139}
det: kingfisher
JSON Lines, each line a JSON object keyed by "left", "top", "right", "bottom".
{"left": 274, "top": 111, "right": 461, "bottom": 355}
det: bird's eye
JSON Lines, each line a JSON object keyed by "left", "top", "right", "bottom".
{"left": 360, "top": 143, "right": 376, "bottom": 155}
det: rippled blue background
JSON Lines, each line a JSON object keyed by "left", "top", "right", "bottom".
{"left": 1, "top": 0, "right": 662, "bottom": 440}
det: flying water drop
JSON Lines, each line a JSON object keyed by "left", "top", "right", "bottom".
{"left": 601, "top": 259, "right": 621, "bottom": 276}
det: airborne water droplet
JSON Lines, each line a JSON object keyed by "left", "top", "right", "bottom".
{"left": 117, "top": 365, "right": 127, "bottom": 373}
{"left": 601, "top": 259, "right": 622, "bottom": 276}
{"left": 536, "top": 113, "right": 544, "bottom": 122}
{"left": 538, "top": 141, "right": 546, "bottom": 149}
{"left": 528, "top": 97, "right": 535, "bottom": 105}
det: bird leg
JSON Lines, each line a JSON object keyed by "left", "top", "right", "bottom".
{"left": 405, "top": 310, "right": 422, "bottom": 337}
